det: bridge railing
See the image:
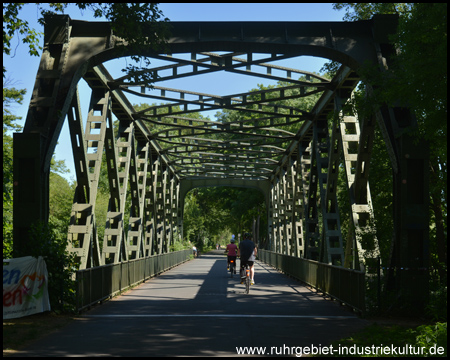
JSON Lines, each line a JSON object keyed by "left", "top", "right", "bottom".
{"left": 76, "top": 249, "right": 191, "bottom": 311}
{"left": 259, "top": 250, "right": 365, "bottom": 313}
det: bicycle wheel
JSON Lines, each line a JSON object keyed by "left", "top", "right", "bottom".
{"left": 230, "top": 262, "right": 234, "bottom": 278}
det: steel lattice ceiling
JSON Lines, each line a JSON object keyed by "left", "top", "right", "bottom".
{"left": 84, "top": 51, "right": 358, "bottom": 183}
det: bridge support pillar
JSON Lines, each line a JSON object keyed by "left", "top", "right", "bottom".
{"left": 389, "top": 133, "right": 429, "bottom": 312}
{"left": 13, "top": 133, "right": 49, "bottom": 257}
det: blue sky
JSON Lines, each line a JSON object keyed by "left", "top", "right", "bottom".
{"left": 4, "top": 3, "right": 346, "bottom": 182}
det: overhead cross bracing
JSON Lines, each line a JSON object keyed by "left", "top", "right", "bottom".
{"left": 83, "top": 58, "right": 359, "bottom": 190}
{"left": 108, "top": 51, "right": 330, "bottom": 182}
{"left": 79, "top": 53, "right": 361, "bottom": 268}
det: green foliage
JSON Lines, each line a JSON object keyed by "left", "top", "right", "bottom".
{"left": 3, "top": 3, "right": 170, "bottom": 82}
{"left": 426, "top": 285, "right": 447, "bottom": 322}
{"left": 49, "top": 171, "right": 75, "bottom": 221}
{"left": 414, "top": 322, "right": 447, "bottom": 355}
{"left": 77, "top": 3, "right": 170, "bottom": 84}
{"left": 45, "top": 169, "right": 78, "bottom": 312}
{"left": 3, "top": 85, "right": 26, "bottom": 129}
{"left": 332, "top": 3, "right": 411, "bottom": 21}
{"left": 183, "top": 187, "right": 266, "bottom": 250}
{"left": 331, "top": 321, "right": 447, "bottom": 357}
{"left": 3, "top": 3, "right": 44, "bottom": 60}
{"left": 16, "top": 219, "right": 77, "bottom": 313}
{"left": 2, "top": 3, "right": 70, "bottom": 75}
{"left": 3, "top": 82, "right": 25, "bottom": 259}
{"left": 169, "top": 238, "right": 190, "bottom": 252}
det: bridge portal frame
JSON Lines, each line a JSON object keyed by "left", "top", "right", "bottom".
{"left": 13, "top": 14, "right": 429, "bottom": 310}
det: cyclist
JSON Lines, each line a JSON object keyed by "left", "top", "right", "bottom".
{"left": 225, "top": 235, "right": 238, "bottom": 273}
{"left": 238, "top": 233, "right": 257, "bottom": 285}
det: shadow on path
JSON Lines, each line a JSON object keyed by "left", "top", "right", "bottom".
{"left": 11, "top": 251, "right": 368, "bottom": 357}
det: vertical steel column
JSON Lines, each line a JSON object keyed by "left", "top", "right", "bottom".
{"left": 272, "top": 179, "right": 280, "bottom": 253}
{"left": 171, "top": 177, "right": 180, "bottom": 244}
{"left": 280, "top": 167, "right": 290, "bottom": 255}
{"left": 164, "top": 172, "right": 173, "bottom": 252}
{"left": 340, "top": 111, "right": 380, "bottom": 270}
{"left": 302, "top": 141, "right": 320, "bottom": 260}
{"left": 313, "top": 122, "right": 329, "bottom": 263}
{"left": 154, "top": 161, "right": 165, "bottom": 254}
{"left": 267, "top": 184, "right": 275, "bottom": 251}
{"left": 271, "top": 181, "right": 277, "bottom": 252}
{"left": 313, "top": 120, "right": 345, "bottom": 265}
{"left": 144, "top": 149, "right": 157, "bottom": 256}
{"left": 324, "top": 110, "right": 346, "bottom": 266}
{"left": 127, "top": 141, "right": 149, "bottom": 260}
{"left": 176, "top": 179, "right": 184, "bottom": 245}
{"left": 388, "top": 113, "right": 430, "bottom": 311}
{"left": 66, "top": 88, "right": 105, "bottom": 269}
{"left": 370, "top": 18, "right": 429, "bottom": 311}
{"left": 274, "top": 175, "right": 282, "bottom": 253}
{"left": 101, "top": 115, "right": 134, "bottom": 264}
{"left": 290, "top": 152, "right": 304, "bottom": 258}
{"left": 285, "top": 162, "right": 295, "bottom": 256}
{"left": 161, "top": 165, "right": 170, "bottom": 253}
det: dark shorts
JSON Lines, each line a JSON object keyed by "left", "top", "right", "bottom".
{"left": 227, "top": 255, "right": 237, "bottom": 263}
{"left": 240, "top": 259, "right": 254, "bottom": 268}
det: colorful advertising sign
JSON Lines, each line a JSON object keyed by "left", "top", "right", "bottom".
{"left": 3, "top": 256, "right": 51, "bottom": 319}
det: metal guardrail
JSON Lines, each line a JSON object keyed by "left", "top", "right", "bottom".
{"left": 259, "top": 250, "right": 365, "bottom": 313}
{"left": 76, "top": 249, "right": 191, "bottom": 311}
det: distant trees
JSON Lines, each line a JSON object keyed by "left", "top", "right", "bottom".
{"left": 183, "top": 186, "right": 266, "bottom": 250}
{"left": 3, "top": 82, "right": 25, "bottom": 258}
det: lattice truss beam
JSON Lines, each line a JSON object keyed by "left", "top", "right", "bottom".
{"left": 63, "top": 48, "right": 380, "bottom": 269}
{"left": 13, "top": 15, "right": 429, "bottom": 313}
{"left": 113, "top": 51, "right": 329, "bottom": 181}
{"left": 67, "top": 84, "right": 182, "bottom": 268}
{"left": 21, "top": 16, "right": 388, "bottom": 270}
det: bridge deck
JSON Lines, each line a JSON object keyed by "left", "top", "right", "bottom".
{"left": 14, "top": 251, "right": 368, "bottom": 356}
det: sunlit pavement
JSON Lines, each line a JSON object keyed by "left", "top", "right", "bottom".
{"left": 12, "top": 251, "right": 368, "bottom": 357}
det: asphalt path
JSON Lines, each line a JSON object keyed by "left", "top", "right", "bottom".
{"left": 13, "top": 250, "right": 368, "bottom": 357}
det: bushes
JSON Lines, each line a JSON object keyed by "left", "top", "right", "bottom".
{"left": 332, "top": 321, "right": 447, "bottom": 357}
{"left": 414, "top": 322, "right": 447, "bottom": 355}
{"left": 16, "top": 218, "right": 78, "bottom": 313}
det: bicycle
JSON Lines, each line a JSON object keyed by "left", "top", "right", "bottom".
{"left": 241, "top": 263, "right": 251, "bottom": 294}
{"left": 229, "top": 258, "right": 236, "bottom": 278}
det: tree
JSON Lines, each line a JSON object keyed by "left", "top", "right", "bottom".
{"left": 3, "top": 80, "right": 25, "bottom": 258}
{"left": 3, "top": 3, "right": 170, "bottom": 80}
{"left": 183, "top": 186, "right": 266, "bottom": 251}
{"left": 332, "top": 2, "right": 447, "bottom": 288}
{"left": 332, "top": 3, "right": 411, "bottom": 21}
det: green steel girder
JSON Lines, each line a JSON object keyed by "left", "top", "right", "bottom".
{"left": 112, "top": 51, "right": 330, "bottom": 87}
{"left": 14, "top": 15, "right": 430, "bottom": 312}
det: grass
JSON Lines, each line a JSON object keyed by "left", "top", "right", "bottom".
{"left": 323, "top": 320, "right": 447, "bottom": 357}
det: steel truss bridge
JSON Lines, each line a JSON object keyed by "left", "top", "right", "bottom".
{"left": 13, "top": 14, "right": 429, "bottom": 310}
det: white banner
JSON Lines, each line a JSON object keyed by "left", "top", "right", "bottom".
{"left": 3, "top": 256, "right": 51, "bottom": 319}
